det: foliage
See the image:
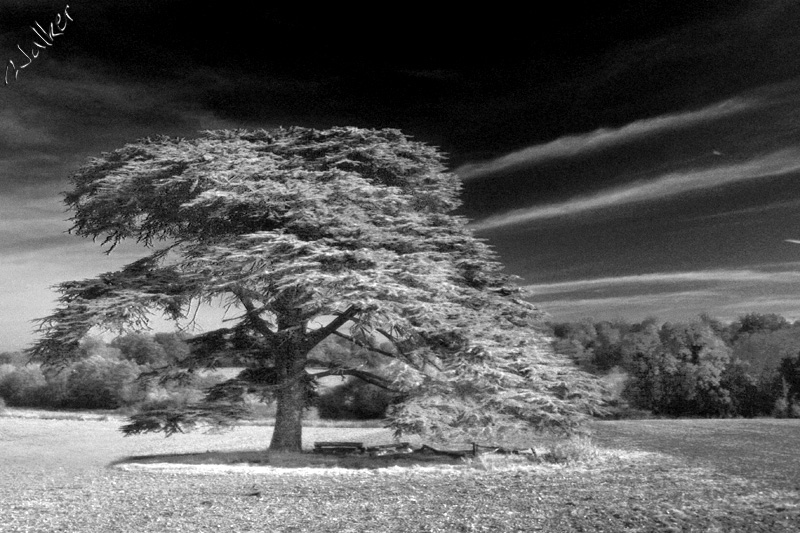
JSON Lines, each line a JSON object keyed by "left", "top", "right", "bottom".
{"left": 29, "top": 126, "right": 603, "bottom": 450}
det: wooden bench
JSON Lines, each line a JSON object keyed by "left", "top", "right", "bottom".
{"left": 312, "top": 441, "right": 414, "bottom": 455}
{"left": 313, "top": 441, "right": 365, "bottom": 454}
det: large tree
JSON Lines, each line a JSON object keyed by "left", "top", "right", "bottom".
{"left": 30, "top": 127, "right": 602, "bottom": 451}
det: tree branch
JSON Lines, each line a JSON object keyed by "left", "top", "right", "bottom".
{"left": 331, "top": 330, "right": 398, "bottom": 359}
{"left": 234, "top": 290, "right": 278, "bottom": 344}
{"left": 310, "top": 367, "right": 398, "bottom": 391}
{"left": 375, "top": 326, "right": 420, "bottom": 363}
{"left": 303, "top": 305, "right": 361, "bottom": 351}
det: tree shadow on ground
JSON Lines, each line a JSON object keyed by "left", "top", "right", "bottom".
{"left": 109, "top": 450, "right": 468, "bottom": 470}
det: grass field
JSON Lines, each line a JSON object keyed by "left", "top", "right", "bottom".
{"left": 591, "top": 419, "right": 800, "bottom": 489}
{"left": 1, "top": 410, "right": 798, "bottom": 532}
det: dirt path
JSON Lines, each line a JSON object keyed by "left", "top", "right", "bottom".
{"left": 591, "top": 419, "right": 800, "bottom": 489}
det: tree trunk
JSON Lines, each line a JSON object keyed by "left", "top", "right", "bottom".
{"left": 270, "top": 374, "right": 306, "bottom": 452}
{"left": 269, "top": 328, "right": 307, "bottom": 453}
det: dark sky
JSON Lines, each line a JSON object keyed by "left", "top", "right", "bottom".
{"left": 3, "top": 1, "right": 800, "bottom": 349}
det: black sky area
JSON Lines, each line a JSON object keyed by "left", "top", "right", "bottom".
{"left": 3, "top": 0, "right": 800, "bottom": 349}
{"left": 3, "top": 1, "right": 753, "bottom": 163}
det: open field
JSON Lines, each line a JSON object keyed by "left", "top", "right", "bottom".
{"left": 1, "top": 411, "right": 799, "bottom": 532}
{"left": 591, "top": 419, "right": 800, "bottom": 490}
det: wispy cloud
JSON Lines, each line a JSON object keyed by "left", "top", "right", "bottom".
{"left": 525, "top": 267, "right": 800, "bottom": 296}
{"left": 527, "top": 268, "right": 800, "bottom": 324}
{"left": 0, "top": 108, "right": 57, "bottom": 148}
{"left": 535, "top": 290, "right": 717, "bottom": 319}
{"left": 525, "top": 265, "right": 800, "bottom": 323}
{"left": 469, "top": 148, "right": 800, "bottom": 230}
{"left": 455, "top": 97, "right": 755, "bottom": 180}
{"left": 535, "top": 291, "right": 800, "bottom": 324}
{"left": 688, "top": 198, "right": 800, "bottom": 222}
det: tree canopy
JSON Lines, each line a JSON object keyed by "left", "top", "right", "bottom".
{"left": 30, "top": 127, "right": 602, "bottom": 451}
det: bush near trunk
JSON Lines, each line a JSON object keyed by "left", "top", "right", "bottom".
{"left": 315, "top": 378, "right": 397, "bottom": 420}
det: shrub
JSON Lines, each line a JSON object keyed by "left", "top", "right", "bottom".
{"left": 62, "top": 356, "right": 144, "bottom": 409}
{"left": 0, "top": 363, "right": 15, "bottom": 380}
{"left": 316, "top": 378, "right": 396, "bottom": 420}
{"left": 136, "top": 386, "right": 205, "bottom": 412}
{"left": 0, "top": 364, "right": 65, "bottom": 407}
{"left": 134, "top": 371, "right": 227, "bottom": 413}
{"left": 78, "top": 337, "right": 123, "bottom": 360}
{"left": 0, "top": 351, "right": 28, "bottom": 366}
{"left": 38, "top": 368, "right": 69, "bottom": 407}
{"left": 774, "top": 397, "right": 790, "bottom": 418}
{"left": 600, "top": 367, "right": 628, "bottom": 401}
{"left": 546, "top": 435, "right": 601, "bottom": 464}
{"left": 112, "top": 333, "right": 171, "bottom": 366}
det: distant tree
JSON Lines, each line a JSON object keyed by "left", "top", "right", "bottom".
{"left": 62, "top": 356, "right": 142, "bottom": 409}
{"left": 656, "top": 322, "right": 732, "bottom": 415}
{"left": 699, "top": 313, "right": 732, "bottom": 345}
{"left": 0, "top": 365, "right": 48, "bottom": 407}
{"left": 29, "top": 127, "right": 602, "bottom": 451}
{"left": 550, "top": 319, "right": 598, "bottom": 368}
{"left": 622, "top": 321, "right": 731, "bottom": 416}
{"left": 592, "top": 321, "right": 624, "bottom": 371}
{"left": 730, "top": 326, "right": 800, "bottom": 379}
{"left": 719, "top": 359, "right": 767, "bottom": 417}
{"left": 152, "top": 332, "right": 191, "bottom": 363}
{"left": 77, "top": 337, "right": 122, "bottom": 360}
{"left": 729, "top": 312, "right": 790, "bottom": 342}
{"left": 112, "top": 333, "right": 170, "bottom": 366}
{"left": 0, "top": 351, "right": 27, "bottom": 366}
{"left": 619, "top": 321, "right": 666, "bottom": 410}
{"left": 778, "top": 353, "right": 800, "bottom": 411}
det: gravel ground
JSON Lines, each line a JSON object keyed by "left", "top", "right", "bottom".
{"left": 1, "top": 415, "right": 798, "bottom": 532}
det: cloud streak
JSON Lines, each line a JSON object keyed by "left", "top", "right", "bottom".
{"left": 469, "top": 148, "right": 800, "bottom": 230}
{"left": 527, "top": 266, "right": 800, "bottom": 323}
{"left": 455, "top": 97, "right": 755, "bottom": 180}
{"left": 535, "top": 291, "right": 800, "bottom": 324}
{"left": 524, "top": 267, "right": 800, "bottom": 295}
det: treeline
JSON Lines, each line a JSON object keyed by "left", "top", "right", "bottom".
{"left": 0, "top": 332, "right": 393, "bottom": 419}
{"left": 0, "top": 333, "right": 214, "bottom": 411}
{"left": 550, "top": 313, "right": 800, "bottom": 418}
